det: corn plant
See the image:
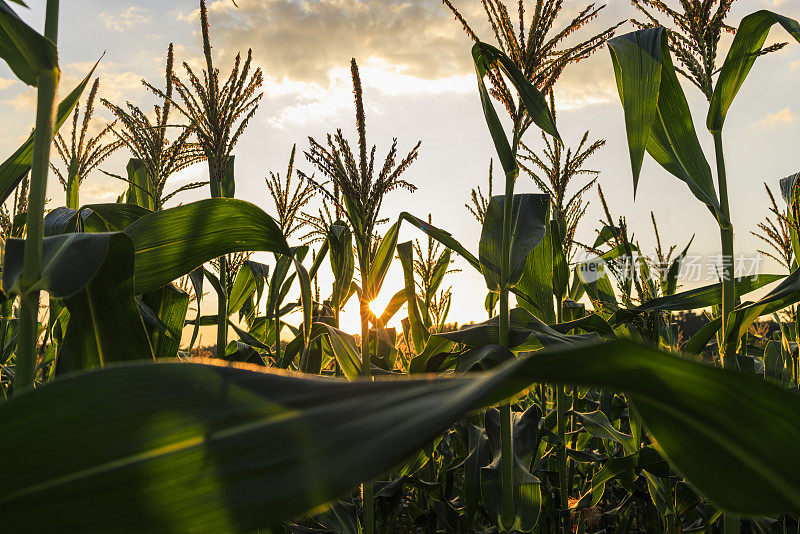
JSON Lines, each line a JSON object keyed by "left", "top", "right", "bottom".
{"left": 443, "top": 1, "right": 620, "bottom": 528}
{"left": 753, "top": 183, "right": 795, "bottom": 272}
{"left": 161, "top": 0, "right": 263, "bottom": 356}
{"left": 609, "top": 8, "right": 800, "bottom": 530}
{"left": 518, "top": 94, "right": 604, "bottom": 263}
{"left": 299, "top": 57, "right": 419, "bottom": 531}
{"left": 50, "top": 78, "right": 121, "bottom": 209}
{"left": 103, "top": 44, "right": 206, "bottom": 211}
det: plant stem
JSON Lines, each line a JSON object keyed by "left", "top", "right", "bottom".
{"left": 713, "top": 131, "right": 735, "bottom": 370}
{"left": 555, "top": 298, "right": 570, "bottom": 533}
{"left": 15, "top": 1, "right": 60, "bottom": 393}
{"left": 360, "top": 255, "right": 374, "bottom": 534}
{"left": 66, "top": 164, "right": 79, "bottom": 210}
{"left": 209, "top": 161, "right": 228, "bottom": 357}
{"left": 497, "top": 163, "right": 516, "bottom": 532}
{"left": 714, "top": 130, "right": 739, "bottom": 534}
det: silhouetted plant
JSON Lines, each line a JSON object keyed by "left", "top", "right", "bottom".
{"left": 299, "top": 57, "right": 419, "bottom": 531}
{"left": 630, "top": 0, "right": 785, "bottom": 99}
{"left": 752, "top": 183, "right": 794, "bottom": 271}
{"left": 465, "top": 159, "right": 494, "bottom": 224}
{"left": 519, "top": 94, "right": 604, "bottom": 261}
{"left": 51, "top": 79, "right": 122, "bottom": 209}
{"left": 412, "top": 214, "right": 460, "bottom": 332}
{"left": 443, "top": 0, "right": 621, "bottom": 135}
{"left": 103, "top": 44, "right": 205, "bottom": 210}
{"left": 266, "top": 144, "right": 314, "bottom": 239}
{"left": 300, "top": 59, "right": 419, "bottom": 268}
{"left": 157, "top": 0, "right": 263, "bottom": 355}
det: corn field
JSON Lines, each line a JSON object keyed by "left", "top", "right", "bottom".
{"left": 2, "top": 0, "right": 800, "bottom": 532}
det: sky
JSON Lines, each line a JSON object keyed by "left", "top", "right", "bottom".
{"left": 2, "top": 0, "right": 800, "bottom": 338}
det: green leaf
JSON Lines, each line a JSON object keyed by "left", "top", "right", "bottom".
{"left": 481, "top": 406, "right": 542, "bottom": 531}
{"left": 365, "top": 220, "right": 399, "bottom": 300}
{"left": 708, "top": 10, "right": 800, "bottom": 132}
{"left": 320, "top": 324, "right": 364, "bottom": 381}
{"left": 123, "top": 198, "right": 290, "bottom": 294}
{"left": 436, "top": 307, "right": 600, "bottom": 351}
{"left": 328, "top": 222, "right": 354, "bottom": 310}
{"left": 725, "top": 268, "right": 800, "bottom": 350}
{"left": 479, "top": 194, "right": 549, "bottom": 291}
{"left": 408, "top": 335, "right": 454, "bottom": 374}
{"left": 609, "top": 28, "right": 725, "bottom": 225}
{"left": 4, "top": 339, "right": 797, "bottom": 529}
{"left": 3, "top": 233, "right": 154, "bottom": 372}
{"left": 0, "top": 61, "right": 98, "bottom": 204}
{"left": 617, "top": 274, "right": 783, "bottom": 317}
{"left": 397, "top": 241, "right": 427, "bottom": 353}
{"left": 44, "top": 203, "right": 152, "bottom": 236}
{"left": 515, "top": 211, "right": 555, "bottom": 323}
{"left": 399, "top": 211, "right": 480, "bottom": 271}
{"left": 0, "top": 0, "right": 58, "bottom": 86}
{"left": 141, "top": 283, "right": 190, "bottom": 360}
{"left": 227, "top": 263, "right": 257, "bottom": 317}
{"left": 664, "top": 236, "right": 693, "bottom": 296}
{"left": 472, "top": 42, "right": 560, "bottom": 143}
{"left": 573, "top": 410, "right": 636, "bottom": 454}
{"left": 123, "top": 159, "right": 155, "bottom": 210}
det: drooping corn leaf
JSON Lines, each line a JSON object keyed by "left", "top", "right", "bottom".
{"left": 141, "top": 283, "right": 190, "bottom": 360}
{"left": 3, "top": 232, "right": 154, "bottom": 372}
{"left": 615, "top": 274, "right": 783, "bottom": 318}
{"left": 399, "top": 212, "right": 480, "bottom": 271}
{"left": 515, "top": 209, "right": 555, "bottom": 323}
{"left": 472, "top": 42, "right": 560, "bottom": 147}
{"left": 437, "top": 307, "right": 602, "bottom": 351}
{"left": 708, "top": 10, "right": 800, "bottom": 132}
{"left": 365, "top": 220, "right": 400, "bottom": 300}
{"left": 44, "top": 203, "right": 152, "bottom": 236}
{"left": 609, "top": 28, "right": 725, "bottom": 226}
{"left": 0, "top": 61, "right": 98, "bottom": 203}
{"left": 123, "top": 198, "right": 290, "bottom": 294}
{"left": 479, "top": 194, "right": 549, "bottom": 292}
{"left": 2, "top": 339, "right": 800, "bottom": 531}
{"left": 397, "top": 241, "right": 427, "bottom": 353}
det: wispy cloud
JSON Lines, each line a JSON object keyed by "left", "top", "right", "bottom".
{"left": 758, "top": 107, "right": 794, "bottom": 127}
{"left": 98, "top": 6, "right": 151, "bottom": 32}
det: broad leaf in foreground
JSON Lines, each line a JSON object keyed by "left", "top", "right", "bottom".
{"left": 1, "top": 339, "right": 800, "bottom": 531}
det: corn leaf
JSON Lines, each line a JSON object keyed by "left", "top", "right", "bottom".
{"left": 708, "top": 10, "right": 800, "bottom": 132}
{"left": 609, "top": 28, "right": 725, "bottom": 226}
{"left": 123, "top": 198, "right": 290, "bottom": 294}
{"left": 0, "top": 61, "right": 97, "bottom": 204}
{"left": 479, "top": 194, "right": 549, "bottom": 291}
{"left": 2, "top": 339, "right": 800, "bottom": 530}
{"left": 0, "top": 0, "right": 57, "bottom": 86}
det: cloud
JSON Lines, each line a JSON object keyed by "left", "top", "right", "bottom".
{"left": 170, "top": 0, "right": 623, "bottom": 127}
{"left": 758, "top": 107, "right": 794, "bottom": 127}
{"left": 180, "top": 0, "right": 480, "bottom": 83}
{"left": 99, "top": 6, "right": 151, "bottom": 32}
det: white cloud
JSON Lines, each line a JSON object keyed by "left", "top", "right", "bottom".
{"left": 758, "top": 107, "right": 794, "bottom": 127}
{"left": 98, "top": 6, "right": 151, "bottom": 32}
